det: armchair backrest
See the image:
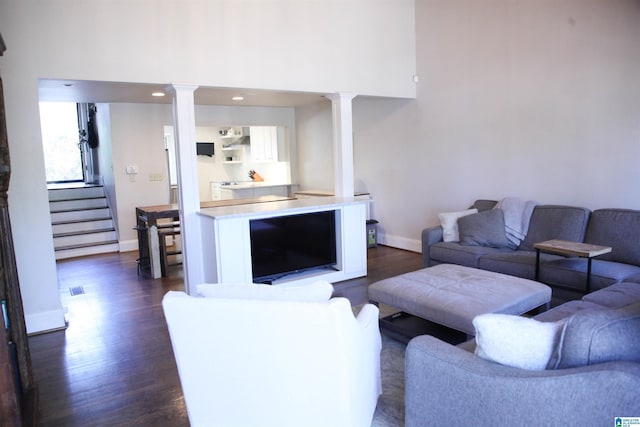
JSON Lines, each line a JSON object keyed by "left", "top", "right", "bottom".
{"left": 162, "top": 282, "right": 381, "bottom": 427}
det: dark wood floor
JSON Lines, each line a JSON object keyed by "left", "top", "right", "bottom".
{"left": 29, "top": 245, "right": 423, "bottom": 426}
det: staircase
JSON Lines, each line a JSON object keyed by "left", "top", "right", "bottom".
{"left": 48, "top": 184, "right": 119, "bottom": 260}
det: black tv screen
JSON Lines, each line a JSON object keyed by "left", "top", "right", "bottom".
{"left": 196, "top": 142, "right": 214, "bottom": 157}
{"left": 250, "top": 210, "right": 337, "bottom": 283}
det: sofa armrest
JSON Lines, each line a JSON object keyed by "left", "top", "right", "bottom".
{"left": 421, "top": 226, "right": 443, "bottom": 267}
{"left": 405, "top": 335, "right": 640, "bottom": 427}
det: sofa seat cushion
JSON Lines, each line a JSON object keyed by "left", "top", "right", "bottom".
{"left": 584, "top": 208, "right": 640, "bottom": 266}
{"left": 429, "top": 242, "right": 509, "bottom": 268}
{"left": 534, "top": 300, "right": 605, "bottom": 322}
{"left": 479, "top": 251, "right": 564, "bottom": 281}
{"left": 623, "top": 272, "right": 640, "bottom": 284}
{"left": 541, "top": 258, "right": 640, "bottom": 292}
{"left": 519, "top": 205, "right": 591, "bottom": 252}
{"left": 550, "top": 302, "right": 640, "bottom": 369}
{"left": 582, "top": 282, "right": 640, "bottom": 309}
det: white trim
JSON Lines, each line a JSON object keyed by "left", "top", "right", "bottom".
{"left": 25, "top": 308, "right": 66, "bottom": 335}
{"left": 378, "top": 233, "right": 422, "bottom": 254}
{"left": 118, "top": 239, "right": 138, "bottom": 253}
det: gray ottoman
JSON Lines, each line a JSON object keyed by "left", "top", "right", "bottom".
{"left": 368, "top": 264, "right": 551, "bottom": 336}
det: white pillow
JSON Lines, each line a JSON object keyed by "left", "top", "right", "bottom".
{"left": 438, "top": 208, "right": 478, "bottom": 242}
{"left": 473, "top": 313, "right": 565, "bottom": 371}
{"left": 196, "top": 280, "right": 334, "bottom": 302}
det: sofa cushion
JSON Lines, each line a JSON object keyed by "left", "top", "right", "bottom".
{"left": 458, "top": 209, "right": 511, "bottom": 249}
{"left": 470, "top": 199, "right": 498, "bottom": 212}
{"left": 519, "top": 205, "right": 591, "bottom": 252}
{"left": 584, "top": 209, "right": 640, "bottom": 267}
{"left": 541, "top": 259, "right": 640, "bottom": 292}
{"left": 550, "top": 301, "right": 640, "bottom": 369}
{"left": 623, "top": 272, "right": 640, "bottom": 284}
{"left": 438, "top": 208, "right": 478, "bottom": 242}
{"left": 429, "top": 242, "right": 508, "bottom": 268}
{"left": 473, "top": 313, "right": 565, "bottom": 370}
{"left": 534, "top": 299, "right": 606, "bottom": 322}
{"left": 582, "top": 282, "right": 640, "bottom": 309}
{"left": 479, "top": 251, "right": 564, "bottom": 281}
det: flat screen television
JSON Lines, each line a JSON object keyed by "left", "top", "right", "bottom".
{"left": 249, "top": 210, "right": 337, "bottom": 283}
{"left": 196, "top": 142, "right": 214, "bottom": 157}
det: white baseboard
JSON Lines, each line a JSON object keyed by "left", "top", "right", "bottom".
{"left": 119, "top": 239, "right": 139, "bottom": 253}
{"left": 377, "top": 233, "right": 422, "bottom": 253}
{"left": 26, "top": 308, "right": 67, "bottom": 335}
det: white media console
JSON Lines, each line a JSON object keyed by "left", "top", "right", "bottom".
{"left": 198, "top": 197, "right": 369, "bottom": 286}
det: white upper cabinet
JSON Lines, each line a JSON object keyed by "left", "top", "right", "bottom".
{"left": 249, "top": 126, "right": 278, "bottom": 162}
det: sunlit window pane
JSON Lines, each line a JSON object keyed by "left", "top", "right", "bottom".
{"left": 40, "top": 102, "right": 83, "bottom": 182}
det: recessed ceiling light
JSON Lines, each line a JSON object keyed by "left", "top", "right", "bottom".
{"left": 152, "top": 92, "right": 165, "bottom": 97}
{"left": 63, "top": 83, "right": 73, "bottom": 87}
{"left": 232, "top": 96, "right": 244, "bottom": 101}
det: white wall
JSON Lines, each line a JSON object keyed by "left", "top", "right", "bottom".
{"left": 109, "top": 103, "right": 174, "bottom": 251}
{"left": 341, "top": 0, "right": 640, "bottom": 252}
{"left": 95, "top": 103, "right": 118, "bottom": 235}
{"left": 0, "top": 0, "right": 415, "bottom": 333}
{"left": 295, "top": 101, "right": 335, "bottom": 192}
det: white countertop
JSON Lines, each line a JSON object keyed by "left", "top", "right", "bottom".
{"left": 198, "top": 196, "right": 368, "bottom": 220}
{"left": 217, "top": 181, "right": 292, "bottom": 190}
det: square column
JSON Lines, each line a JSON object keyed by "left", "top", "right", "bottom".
{"left": 326, "top": 93, "right": 356, "bottom": 198}
{"left": 169, "top": 84, "right": 204, "bottom": 293}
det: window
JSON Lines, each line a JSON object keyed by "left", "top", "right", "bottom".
{"left": 39, "top": 102, "right": 83, "bottom": 182}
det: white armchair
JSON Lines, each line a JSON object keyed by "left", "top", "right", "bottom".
{"left": 162, "top": 281, "right": 382, "bottom": 427}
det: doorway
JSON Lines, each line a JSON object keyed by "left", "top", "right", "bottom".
{"left": 40, "top": 102, "right": 99, "bottom": 184}
{"left": 39, "top": 102, "right": 84, "bottom": 183}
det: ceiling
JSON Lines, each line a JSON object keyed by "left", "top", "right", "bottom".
{"left": 38, "top": 79, "right": 329, "bottom": 108}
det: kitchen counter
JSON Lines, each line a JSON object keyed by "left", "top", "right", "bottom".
{"left": 212, "top": 181, "right": 293, "bottom": 201}
{"left": 219, "top": 181, "right": 292, "bottom": 190}
{"left": 199, "top": 196, "right": 367, "bottom": 220}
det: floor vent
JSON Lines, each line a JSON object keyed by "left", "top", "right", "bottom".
{"left": 69, "top": 286, "right": 85, "bottom": 296}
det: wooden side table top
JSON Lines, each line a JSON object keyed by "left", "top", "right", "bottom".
{"left": 534, "top": 239, "right": 612, "bottom": 258}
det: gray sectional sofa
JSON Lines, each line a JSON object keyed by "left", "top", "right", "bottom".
{"left": 422, "top": 200, "right": 640, "bottom": 300}
{"left": 405, "top": 280, "right": 640, "bottom": 426}
{"left": 408, "top": 203, "right": 640, "bottom": 424}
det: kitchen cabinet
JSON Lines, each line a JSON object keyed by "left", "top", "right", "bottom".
{"left": 249, "top": 126, "right": 278, "bottom": 162}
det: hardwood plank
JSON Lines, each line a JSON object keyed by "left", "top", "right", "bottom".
{"left": 29, "top": 246, "right": 421, "bottom": 426}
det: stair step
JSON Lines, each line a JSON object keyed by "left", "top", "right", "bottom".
{"left": 50, "top": 198, "right": 108, "bottom": 211}
{"left": 48, "top": 185, "right": 105, "bottom": 201}
{"left": 53, "top": 227, "right": 116, "bottom": 239}
{"left": 52, "top": 216, "right": 113, "bottom": 225}
{"left": 53, "top": 229, "right": 118, "bottom": 248}
{"left": 52, "top": 218, "right": 114, "bottom": 234}
{"left": 55, "top": 241, "right": 119, "bottom": 260}
{"left": 54, "top": 239, "right": 119, "bottom": 251}
{"left": 50, "top": 207, "right": 111, "bottom": 222}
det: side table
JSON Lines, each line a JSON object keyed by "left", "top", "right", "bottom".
{"left": 534, "top": 239, "right": 612, "bottom": 293}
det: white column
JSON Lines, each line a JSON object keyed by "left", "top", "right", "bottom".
{"left": 168, "top": 84, "right": 204, "bottom": 294}
{"left": 325, "top": 93, "right": 356, "bottom": 198}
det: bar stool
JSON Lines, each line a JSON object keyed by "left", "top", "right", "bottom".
{"left": 158, "top": 222, "right": 182, "bottom": 277}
